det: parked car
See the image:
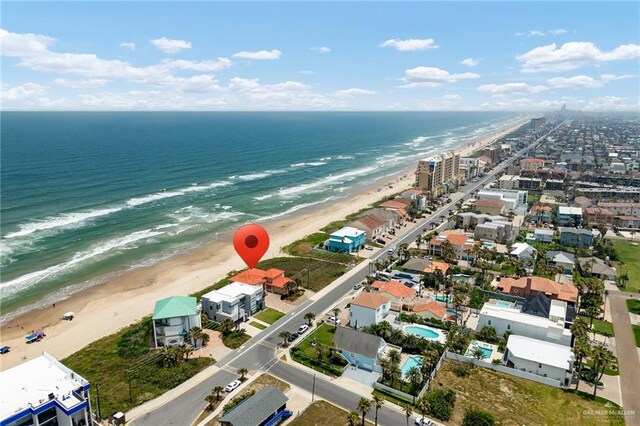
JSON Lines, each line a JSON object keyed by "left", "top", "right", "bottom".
{"left": 415, "top": 418, "right": 435, "bottom": 426}
{"left": 224, "top": 380, "right": 242, "bottom": 392}
{"left": 353, "top": 283, "right": 362, "bottom": 290}
{"left": 297, "top": 324, "right": 309, "bottom": 334}
{"left": 375, "top": 238, "right": 386, "bottom": 245}
{"left": 287, "top": 332, "right": 299, "bottom": 342}
{"left": 0, "top": 346, "right": 10, "bottom": 354}
{"left": 327, "top": 317, "right": 341, "bottom": 325}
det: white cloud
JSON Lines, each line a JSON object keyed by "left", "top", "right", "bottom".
{"left": 150, "top": 37, "right": 191, "bottom": 54}
{"left": 400, "top": 66, "right": 480, "bottom": 88}
{"left": 460, "top": 58, "right": 479, "bottom": 67}
{"left": 299, "top": 70, "right": 315, "bottom": 74}
{"left": 0, "top": 28, "right": 55, "bottom": 57}
{"left": 335, "top": 88, "right": 377, "bottom": 98}
{"left": 120, "top": 42, "right": 136, "bottom": 51}
{"left": 380, "top": 38, "right": 438, "bottom": 51}
{"left": 311, "top": 46, "right": 331, "bottom": 53}
{"left": 516, "top": 41, "right": 640, "bottom": 72}
{"left": 232, "top": 49, "right": 281, "bottom": 60}
{"left": 158, "top": 58, "right": 233, "bottom": 72}
{"left": 601, "top": 73, "right": 637, "bottom": 81}
{"left": 477, "top": 82, "right": 549, "bottom": 94}
{"left": 54, "top": 78, "right": 109, "bottom": 89}
{"left": 529, "top": 30, "right": 546, "bottom": 37}
{"left": 1, "top": 82, "right": 47, "bottom": 100}
{"left": 515, "top": 29, "right": 568, "bottom": 37}
{"left": 549, "top": 29, "right": 568, "bottom": 35}
{"left": 547, "top": 75, "right": 604, "bottom": 88}
{"left": 442, "top": 94, "right": 462, "bottom": 101}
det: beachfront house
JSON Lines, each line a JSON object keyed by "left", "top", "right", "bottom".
{"left": 325, "top": 226, "right": 366, "bottom": 253}
{"left": 0, "top": 352, "right": 92, "bottom": 426}
{"left": 333, "top": 326, "right": 392, "bottom": 372}
{"left": 504, "top": 335, "right": 574, "bottom": 386}
{"left": 219, "top": 387, "right": 290, "bottom": 426}
{"left": 201, "top": 282, "right": 264, "bottom": 326}
{"left": 229, "top": 268, "right": 295, "bottom": 296}
{"left": 559, "top": 227, "right": 593, "bottom": 248}
{"left": 427, "top": 234, "right": 477, "bottom": 261}
{"left": 496, "top": 277, "right": 578, "bottom": 306}
{"left": 371, "top": 280, "right": 416, "bottom": 306}
{"left": 349, "top": 292, "right": 392, "bottom": 328}
{"left": 152, "top": 296, "right": 202, "bottom": 348}
{"left": 478, "top": 301, "right": 572, "bottom": 346}
{"left": 347, "top": 214, "right": 385, "bottom": 241}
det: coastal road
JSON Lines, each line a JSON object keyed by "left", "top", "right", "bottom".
{"left": 130, "top": 123, "right": 562, "bottom": 426}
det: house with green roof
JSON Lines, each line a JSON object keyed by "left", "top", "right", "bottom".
{"left": 152, "top": 296, "right": 201, "bottom": 348}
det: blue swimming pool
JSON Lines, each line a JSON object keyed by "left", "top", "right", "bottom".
{"left": 430, "top": 295, "right": 451, "bottom": 302}
{"left": 446, "top": 309, "right": 462, "bottom": 319}
{"left": 404, "top": 325, "right": 441, "bottom": 339}
{"left": 465, "top": 343, "right": 494, "bottom": 359}
{"left": 401, "top": 356, "right": 422, "bottom": 379}
{"left": 495, "top": 301, "right": 512, "bottom": 308}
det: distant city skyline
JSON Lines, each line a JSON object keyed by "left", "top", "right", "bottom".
{"left": 1, "top": 1, "right": 639, "bottom": 111}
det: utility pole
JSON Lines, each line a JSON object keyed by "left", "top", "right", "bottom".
{"left": 307, "top": 268, "right": 310, "bottom": 289}
{"left": 312, "top": 374, "right": 316, "bottom": 402}
{"left": 95, "top": 384, "right": 102, "bottom": 420}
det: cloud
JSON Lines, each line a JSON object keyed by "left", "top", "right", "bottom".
{"left": 1, "top": 82, "right": 47, "bottom": 100}
{"left": 120, "top": 42, "right": 136, "bottom": 51}
{"left": 380, "top": 38, "right": 438, "bottom": 51}
{"left": 477, "top": 82, "right": 549, "bottom": 94}
{"left": 299, "top": 70, "right": 315, "bottom": 74}
{"left": 150, "top": 37, "right": 191, "bottom": 54}
{"left": 400, "top": 66, "right": 480, "bottom": 88}
{"left": 547, "top": 75, "right": 604, "bottom": 88}
{"left": 0, "top": 28, "right": 55, "bottom": 57}
{"left": 460, "top": 58, "right": 480, "bottom": 67}
{"left": 232, "top": 49, "right": 281, "bottom": 60}
{"left": 601, "top": 73, "right": 637, "bottom": 81}
{"left": 515, "top": 29, "right": 568, "bottom": 37}
{"left": 516, "top": 41, "right": 640, "bottom": 72}
{"left": 226, "top": 77, "right": 335, "bottom": 109}
{"left": 334, "top": 88, "right": 377, "bottom": 98}
{"left": 311, "top": 46, "right": 331, "bottom": 54}
{"left": 54, "top": 78, "right": 109, "bottom": 89}
{"left": 158, "top": 58, "right": 233, "bottom": 72}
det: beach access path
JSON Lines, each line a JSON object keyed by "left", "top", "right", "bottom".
{"left": 129, "top": 120, "right": 557, "bottom": 426}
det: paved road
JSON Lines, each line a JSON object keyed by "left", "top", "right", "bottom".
{"left": 609, "top": 291, "right": 640, "bottom": 426}
{"left": 131, "top": 124, "right": 562, "bottom": 426}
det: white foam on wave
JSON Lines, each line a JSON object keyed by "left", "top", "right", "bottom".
{"left": 336, "top": 155, "right": 354, "bottom": 160}
{"left": 1, "top": 229, "right": 165, "bottom": 294}
{"left": 277, "top": 165, "right": 378, "bottom": 197}
{"left": 253, "top": 194, "right": 275, "bottom": 201}
{"left": 257, "top": 196, "right": 337, "bottom": 222}
{"left": 307, "top": 162, "right": 327, "bottom": 166}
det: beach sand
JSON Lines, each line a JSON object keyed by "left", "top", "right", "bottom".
{"left": 0, "top": 118, "right": 528, "bottom": 370}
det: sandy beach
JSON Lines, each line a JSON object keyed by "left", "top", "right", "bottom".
{"left": 0, "top": 118, "right": 528, "bottom": 370}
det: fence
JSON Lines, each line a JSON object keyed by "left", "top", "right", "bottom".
{"left": 418, "top": 350, "right": 446, "bottom": 399}
{"left": 373, "top": 381, "right": 416, "bottom": 404}
{"left": 444, "top": 351, "right": 563, "bottom": 388}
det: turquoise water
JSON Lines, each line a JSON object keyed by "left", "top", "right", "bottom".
{"left": 405, "top": 325, "right": 440, "bottom": 339}
{"left": 401, "top": 356, "right": 422, "bottom": 379}
{"left": 430, "top": 295, "right": 451, "bottom": 302}
{"left": 1, "top": 111, "right": 525, "bottom": 318}
{"left": 495, "top": 301, "right": 513, "bottom": 308}
{"left": 467, "top": 345, "right": 493, "bottom": 359}
{"left": 446, "top": 309, "right": 462, "bottom": 319}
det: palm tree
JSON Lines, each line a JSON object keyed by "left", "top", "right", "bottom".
{"left": 279, "top": 331, "right": 291, "bottom": 347}
{"left": 213, "top": 385, "right": 224, "bottom": 401}
{"left": 590, "top": 344, "right": 615, "bottom": 397}
{"left": 357, "top": 397, "right": 372, "bottom": 426}
{"left": 238, "top": 368, "right": 248, "bottom": 381}
{"left": 404, "top": 404, "right": 413, "bottom": 426}
{"left": 189, "top": 326, "right": 203, "bottom": 347}
{"left": 416, "top": 398, "right": 430, "bottom": 424}
{"left": 387, "top": 349, "right": 402, "bottom": 366}
{"left": 347, "top": 411, "right": 360, "bottom": 426}
{"left": 315, "top": 343, "right": 326, "bottom": 361}
{"left": 205, "top": 393, "right": 217, "bottom": 411}
{"left": 219, "top": 318, "right": 234, "bottom": 336}
{"left": 372, "top": 394, "right": 384, "bottom": 426}
{"left": 200, "top": 332, "right": 210, "bottom": 348}
{"left": 332, "top": 307, "right": 341, "bottom": 329}
{"left": 573, "top": 337, "right": 591, "bottom": 391}
{"left": 304, "top": 312, "right": 316, "bottom": 326}
{"left": 570, "top": 317, "right": 589, "bottom": 341}
{"left": 406, "top": 366, "right": 423, "bottom": 395}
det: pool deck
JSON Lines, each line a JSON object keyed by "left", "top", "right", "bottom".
{"left": 465, "top": 340, "right": 502, "bottom": 363}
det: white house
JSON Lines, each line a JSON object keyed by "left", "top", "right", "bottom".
{"left": 152, "top": 296, "right": 202, "bottom": 348}
{"left": 349, "top": 292, "right": 391, "bottom": 328}
{"left": 510, "top": 242, "right": 537, "bottom": 262}
{"left": 334, "top": 326, "right": 393, "bottom": 373}
{"left": 526, "top": 229, "right": 554, "bottom": 243}
{"left": 478, "top": 302, "right": 572, "bottom": 346}
{"left": 0, "top": 352, "right": 92, "bottom": 426}
{"left": 505, "top": 335, "right": 574, "bottom": 385}
{"left": 201, "top": 282, "right": 265, "bottom": 326}
{"left": 477, "top": 189, "right": 528, "bottom": 212}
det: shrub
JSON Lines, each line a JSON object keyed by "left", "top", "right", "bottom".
{"left": 452, "top": 363, "right": 471, "bottom": 377}
{"left": 223, "top": 389, "right": 256, "bottom": 413}
{"left": 424, "top": 388, "right": 456, "bottom": 421}
{"left": 463, "top": 409, "right": 495, "bottom": 426}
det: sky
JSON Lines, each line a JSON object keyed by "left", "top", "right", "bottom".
{"left": 1, "top": 1, "right": 639, "bottom": 111}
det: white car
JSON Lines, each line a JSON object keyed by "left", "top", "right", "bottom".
{"left": 415, "top": 418, "right": 435, "bottom": 426}
{"left": 224, "top": 380, "right": 241, "bottom": 392}
{"left": 297, "top": 324, "right": 309, "bottom": 334}
{"left": 327, "top": 317, "right": 341, "bottom": 325}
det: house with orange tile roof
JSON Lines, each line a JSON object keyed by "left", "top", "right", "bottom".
{"left": 496, "top": 276, "right": 578, "bottom": 305}
{"left": 411, "top": 299, "right": 446, "bottom": 321}
{"left": 371, "top": 280, "right": 416, "bottom": 303}
{"left": 473, "top": 199, "right": 506, "bottom": 215}
{"left": 427, "top": 234, "right": 478, "bottom": 261}
{"left": 229, "top": 267, "right": 294, "bottom": 296}
{"left": 401, "top": 258, "right": 450, "bottom": 275}
{"left": 380, "top": 198, "right": 413, "bottom": 219}
{"left": 349, "top": 292, "right": 392, "bottom": 328}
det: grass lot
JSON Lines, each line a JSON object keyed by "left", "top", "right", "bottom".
{"left": 291, "top": 324, "right": 347, "bottom": 377}
{"left": 582, "top": 359, "right": 619, "bottom": 376}
{"left": 433, "top": 360, "right": 624, "bottom": 425}
{"left": 612, "top": 240, "right": 640, "bottom": 292}
{"left": 626, "top": 298, "right": 640, "bottom": 315}
{"left": 63, "top": 318, "right": 214, "bottom": 417}
{"left": 253, "top": 307, "right": 285, "bottom": 324}
{"left": 579, "top": 315, "right": 615, "bottom": 337}
{"left": 289, "top": 401, "right": 373, "bottom": 426}
{"left": 633, "top": 325, "right": 640, "bottom": 348}
{"left": 259, "top": 257, "right": 348, "bottom": 292}
{"left": 373, "top": 388, "right": 415, "bottom": 407}
{"left": 222, "top": 330, "right": 251, "bottom": 349}
{"left": 249, "top": 321, "right": 267, "bottom": 330}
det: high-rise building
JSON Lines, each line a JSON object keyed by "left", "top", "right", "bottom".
{"left": 415, "top": 151, "right": 460, "bottom": 198}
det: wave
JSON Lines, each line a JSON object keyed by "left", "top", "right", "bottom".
{"left": 1, "top": 229, "right": 165, "bottom": 294}
{"left": 336, "top": 155, "right": 354, "bottom": 160}
{"left": 257, "top": 196, "right": 337, "bottom": 222}
{"left": 289, "top": 161, "right": 327, "bottom": 168}
{"left": 277, "top": 165, "right": 379, "bottom": 197}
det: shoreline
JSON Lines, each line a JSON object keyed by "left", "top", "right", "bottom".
{"left": 0, "top": 117, "right": 528, "bottom": 370}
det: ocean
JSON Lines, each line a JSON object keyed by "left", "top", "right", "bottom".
{"left": 0, "top": 111, "right": 526, "bottom": 320}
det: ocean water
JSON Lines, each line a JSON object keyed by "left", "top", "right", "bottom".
{"left": 1, "top": 112, "right": 525, "bottom": 319}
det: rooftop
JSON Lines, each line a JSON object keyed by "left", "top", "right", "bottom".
{"left": 412, "top": 299, "right": 446, "bottom": 318}
{"left": 201, "top": 282, "right": 261, "bottom": 303}
{"left": 480, "top": 303, "right": 567, "bottom": 331}
{"left": 330, "top": 226, "right": 366, "bottom": 238}
{"left": 153, "top": 296, "right": 197, "bottom": 320}
{"left": 507, "top": 335, "right": 574, "bottom": 370}
{"left": 219, "top": 387, "right": 288, "bottom": 426}
{"left": 334, "top": 326, "right": 385, "bottom": 359}
{"left": 558, "top": 206, "right": 583, "bottom": 215}
{"left": 372, "top": 280, "right": 416, "bottom": 299}
{"left": 351, "top": 292, "right": 390, "bottom": 309}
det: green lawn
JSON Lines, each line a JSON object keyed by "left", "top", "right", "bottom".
{"left": 249, "top": 321, "right": 267, "bottom": 330}
{"left": 434, "top": 360, "right": 624, "bottom": 425}
{"left": 289, "top": 400, "right": 373, "bottom": 426}
{"left": 626, "top": 298, "right": 640, "bottom": 315}
{"left": 291, "top": 324, "right": 347, "bottom": 377}
{"left": 633, "top": 325, "right": 640, "bottom": 348}
{"left": 222, "top": 330, "right": 251, "bottom": 349}
{"left": 612, "top": 240, "right": 640, "bottom": 292}
{"left": 258, "top": 257, "right": 349, "bottom": 292}
{"left": 579, "top": 315, "right": 615, "bottom": 337}
{"left": 62, "top": 318, "right": 214, "bottom": 417}
{"left": 253, "top": 307, "right": 285, "bottom": 324}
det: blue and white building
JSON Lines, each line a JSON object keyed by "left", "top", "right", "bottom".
{"left": 326, "top": 226, "right": 366, "bottom": 253}
{"left": 0, "top": 352, "right": 92, "bottom": 426}
{"left": 333, "top": 326, "right": 392, "bottom": 372}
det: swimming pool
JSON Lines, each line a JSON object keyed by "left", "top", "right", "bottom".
{"left": 401, "top": 356, "right": 423, "bottom": 379}
{"left": 430, "top": 295, "right": 451, "bottom": 302}
{"left": 495, "top": 300, "right": 513, "bottom": 308}
{"left": 446, "top": 309, "right": 462, "bottom": 319}
{"left": 465, "top": 341, "right": 494, "bottom": 359}
{"left": 404, "top": 324, "right": 443, "bottom": 340}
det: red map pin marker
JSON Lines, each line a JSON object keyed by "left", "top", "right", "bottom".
{"left": 233, "top": 224, "right": 270, "bottom": 269}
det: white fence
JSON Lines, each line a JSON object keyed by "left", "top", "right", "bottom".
{"left": 444, "top": 351, "right": 563, "bottom": 388}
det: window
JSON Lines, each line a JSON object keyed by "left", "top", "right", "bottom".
{"left": 507, "top": 324, "right": 510, "bottom": 330}
{"left": 538, "top": 363, "right": 542, "bottom": 368}
{"left": 488, "top": 320, "right": 491, "bottom": 325}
